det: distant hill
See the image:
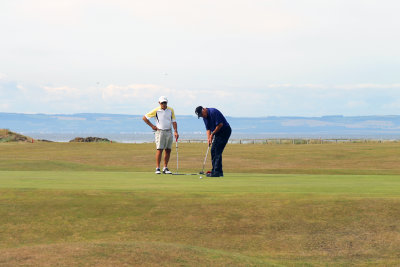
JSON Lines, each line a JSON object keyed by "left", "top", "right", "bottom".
{"left": 1, "top": 112, "right": 400, "bottom": 139}
{"left": 0, "top": 129, "right": 34, "bottom": 142}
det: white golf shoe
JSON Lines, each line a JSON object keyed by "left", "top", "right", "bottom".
{"left": 155, "top": 168, "right": 161, "bottom": 174}
{"left": 163, "top": 167, "right": 172, "bottom": 174}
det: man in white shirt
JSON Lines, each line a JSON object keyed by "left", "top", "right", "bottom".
{"left": 143, "top": 96, "right": 179, "bottom": 174}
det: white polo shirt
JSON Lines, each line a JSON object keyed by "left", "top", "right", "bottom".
{"left": 145, "top": 106, "right": 176, "bottom": 130}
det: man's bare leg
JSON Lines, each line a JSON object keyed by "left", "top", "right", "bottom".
{"left": 156, "top": 149, "right": 163, "bottom": 168}
{"left": 164, "top": 149, "right": 171, "bottom": 168}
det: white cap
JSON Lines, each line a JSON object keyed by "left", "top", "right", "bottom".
{"left": 159, "top": 96, "right": 168, "bottom": 103}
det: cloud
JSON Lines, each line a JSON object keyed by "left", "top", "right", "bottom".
{"left": 0, "top": 80, "right": 21, "bottom": 97}
{"left": 2, "top": 1, "right": 399, "bottom": 101}
{"left": 334, "top": 84, "right": 400, "bottom": 90}
{"left": 382, "top": 99, "right": 400, "bottom": 111}
{"left": 98, "top": 82, "right": 400, "bottom": 117}
{"left": 0, "top": 103, "right": 10, "bottom": 110}
{"left": 265, "top": 83, "right": 400, "bottom": 91}
{"left": 2, "top": 79, "right": 400, "bottom": 116}
{"left": 102, "top": 84, "right": 165, "bottom": 102}
{"left": 6, "top": 0, "right": 84, "bottom": 26}
{"left": 101, "top": 83, "right": 234, "bottom": 107}
{"left": 346, "top": 100, "right": 368, "bottom": 109}
{"left": 43, "top": 86, "right": 82, "bottom": 99}
{"left": 0, "top": 80, "right": 28, "bottom": 112}
{"left": 267, "top": 84, "right": 327, "bottom": 89}
{"left": 227, "top": 83, "right": 400, "bottom": 117}
{"left": 106, "top": 0, "right": 301, "bottom": 36}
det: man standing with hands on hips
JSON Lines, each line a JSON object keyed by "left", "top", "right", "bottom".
{"left": 195, "top": 106, "right": 231, "bottom": 177}
{"left": 143, "top": 96, "right": 179, "bottom": 174}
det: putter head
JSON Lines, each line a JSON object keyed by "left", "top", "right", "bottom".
{"left": 199, "top": 171, "right": 204, "bottom": 174}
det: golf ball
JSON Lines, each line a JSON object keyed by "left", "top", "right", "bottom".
{"left": 199, "top": 176, "right": 203, "bottom": 179}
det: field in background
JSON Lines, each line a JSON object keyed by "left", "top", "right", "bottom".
{"left": 1, "top": 142, "right": 400, "bottom": 174}
{"left": 1, "top": 142, "right": 400, "bottom": 266}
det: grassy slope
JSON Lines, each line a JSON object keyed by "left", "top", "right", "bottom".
{"left": 0, "top": 129, "right": 33, "bottom": 143}
{"left": 1, "top": 143, "right": 400, "bottom": 266}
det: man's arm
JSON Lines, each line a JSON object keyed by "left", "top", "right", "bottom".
{"left": 142, "top": 116, "right": 158, "bottom": 131}
{"left": 209, "top": 122, "right": 223, "bottom": 144}
{"left": 172, "top": 121, "right": 179, "bottom": 140}
{"left": 207, "top": 130, "right": 212, "bottom": 145}
{"left": 170, "top": 107, "right": 179, "bottom": 140}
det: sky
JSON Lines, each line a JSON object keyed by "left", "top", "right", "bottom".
{"left": 1, "top": 0, "right": 400, "bottom": 117}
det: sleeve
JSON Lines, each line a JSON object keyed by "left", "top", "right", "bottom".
{"left": 169, "top": 107, "right": 176, "bottom": 122}
{"left": 214, "top": 109, "right": 223, "bottom": 126}
{"left": 203, "top": 118, "right": 210, "bottom": 131}
{"left": 145, "top": 107, "right": 159, "bottom": 119}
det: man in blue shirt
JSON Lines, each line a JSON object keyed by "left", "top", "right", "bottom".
{"left": 195, "top": 106, "right": 232, "bottom": 177}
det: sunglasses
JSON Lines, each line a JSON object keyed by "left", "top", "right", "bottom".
{"left": 160, "top": 102, "right": 167, "bottom": 105}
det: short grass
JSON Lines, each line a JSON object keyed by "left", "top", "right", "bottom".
{"left": 1, "top": 142, "right": 400, "bottom": 266}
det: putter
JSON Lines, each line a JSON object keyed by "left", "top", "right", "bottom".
{"left": 172, "top": 137, "right": 198, "bottom": 175}
{"left": 199, "top": 141, "right": 211, "bottom": 175}
{"left": 176, "top": 137, "right": 179, "bottom": 173}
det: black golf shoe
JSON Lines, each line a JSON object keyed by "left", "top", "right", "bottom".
{"left": 163, "top": 167, "right": 172, "bottom": 174}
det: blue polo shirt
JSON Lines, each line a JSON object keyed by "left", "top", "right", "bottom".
{"left": 203, "top": 108, "right": 230, "bottom": 132}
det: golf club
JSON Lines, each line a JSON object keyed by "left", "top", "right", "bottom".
{"left": 199, "top": 141, "right": 211, "bottom": 175}
{"left": 176, "top": 136, "right": 179, "bottom": 173}
{"left": 172, "top": 137, "right": 199, "bottom": 175}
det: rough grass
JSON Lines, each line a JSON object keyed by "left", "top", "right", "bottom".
{"left": 1, "top": 242, "right": 276, "bottom": 267}
{"left": 1, "top": 142, "right": 400, "bottom": 174}
{"left": 1, "top": 172, "right": 400, "bottom": 266}
{"left": 1, "top": 143, "right": 400, "bottom": 266}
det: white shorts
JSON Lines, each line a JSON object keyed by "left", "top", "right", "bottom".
{"left": 155, "top": 129, "right": 173, "bottom": 150}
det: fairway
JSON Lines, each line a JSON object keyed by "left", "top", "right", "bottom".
{"left": 1, "top": 143, "right": 400, "bottom": 266}
{"left": 1, "top": 171, "right": 400, "bottom": 196}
